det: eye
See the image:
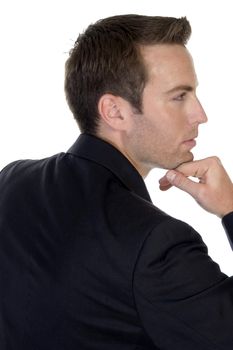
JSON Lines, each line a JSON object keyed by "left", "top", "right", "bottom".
{"left": 173, "top": 92, "right": 187, "bottom": 101}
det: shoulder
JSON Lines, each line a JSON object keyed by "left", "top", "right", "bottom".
{"left": 0, "top": 153, "right": 65, "bottom": 181}
{"left": 133, "top": 217, "right": 225, "bottom": 300}
{"left": 0, "top": 152, "right": 88, "bottom": 189}
{"left": 105, "top": 180, "right": 170, "bottom": 234}
{"left": 145, "top": 217, "right": 206, "bottom": 256}
{"left": 0, "top": 153, "right": 73, "bottom": 207}
{"left": 131, "top": 214, "right": 205, "bottom": 264}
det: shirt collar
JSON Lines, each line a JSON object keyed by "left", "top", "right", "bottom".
{"left": 67, "top": 133, "right": 152, "bottom": 203}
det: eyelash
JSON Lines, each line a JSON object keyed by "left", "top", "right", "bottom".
{"left": 173, "top": 92, "right": 187, "bottom": 101}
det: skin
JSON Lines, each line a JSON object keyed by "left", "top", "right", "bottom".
{"left": 120, "top": 44, "right": 207, "bottom": 175}
{"left": 98, "top": 44, "right": 233, "bottom": 218}
{"left": 159, "top": 158, "right": 233, "bottom": 218}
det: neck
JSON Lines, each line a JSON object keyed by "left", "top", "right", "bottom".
{"left": 96, "top": 133, "right": 149, "bottom": 179}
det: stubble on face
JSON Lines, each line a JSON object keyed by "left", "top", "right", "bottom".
{"left": 124, "top": 44, "right": 202, "bottom": 177}
{"left": 127, "top": 110, "right": 195, "bottom": 176}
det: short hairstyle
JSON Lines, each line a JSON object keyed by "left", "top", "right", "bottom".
{"left": 64, "top": 14, "right": 191, "bottom": 135}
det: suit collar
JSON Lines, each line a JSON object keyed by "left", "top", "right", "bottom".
{"left": 67, "top": 133, "right": 152, "bottom": 203}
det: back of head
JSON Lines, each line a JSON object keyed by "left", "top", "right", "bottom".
{"left": 64, "top": 14, "right": 191, "bottom": 135}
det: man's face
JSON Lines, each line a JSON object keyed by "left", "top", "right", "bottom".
{"left": 124, "top": 44, "right": 207, "bottom": 176}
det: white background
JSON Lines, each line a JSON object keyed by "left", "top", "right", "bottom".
{"left": 0, "top": 0, "right": 233, "bottom": 274}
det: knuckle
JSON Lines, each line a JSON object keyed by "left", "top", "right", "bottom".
{"left": 209, "top": 156, "right": 221, "bottom": 165}
{"left": 197, "top": 185, "right": 212, "bottom": 206}
{"left": 197, "top": 186, "right": 206, "bottom": 200}
{"left": 173, "top": 173, "right": 184, "bottom": 186}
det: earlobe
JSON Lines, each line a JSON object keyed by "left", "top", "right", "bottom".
{"left": 98, "top": 94, "right": 125, "bottom": 130}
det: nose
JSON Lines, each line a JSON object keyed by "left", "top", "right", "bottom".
{"left": 198, "top": 100, "right": 208, "bottom": 124}
{"left": 189, "top": 97, "right": 208, "bottom": 125}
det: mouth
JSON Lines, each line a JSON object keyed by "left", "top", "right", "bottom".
{"left": 182, "top": 138, "right": 197, "bottom": 149}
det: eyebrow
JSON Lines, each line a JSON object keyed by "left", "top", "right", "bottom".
{"left": 165, "top": 85, "right": 195, "bottom": 94}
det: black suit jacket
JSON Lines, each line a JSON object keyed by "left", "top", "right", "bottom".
{"left": 1, "top": 134, "right": 233, "bottom": 349}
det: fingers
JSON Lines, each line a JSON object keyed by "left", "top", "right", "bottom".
{"left": 165, "top": 169, "right": 201, "bottom": 199}
{"left": 159, "top": 175, "right": 172, "bottom": 191}
{"left": 175, "top": 157, "right": 223, "bottom": 181}
{"left": 159, "top": 158, "right": 209, "bottom": 192}
{"left": 158, "top": 157, "right": 233, "bottom": 217}
{"left": 175, "top": 158, "right": 211, "bottom": 179}
{"left": 159, "top": 157, "right": 221, "bottom": 192}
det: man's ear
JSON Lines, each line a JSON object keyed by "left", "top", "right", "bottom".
{"left": 98, "top": 94, "right": 128, "bottom": 131}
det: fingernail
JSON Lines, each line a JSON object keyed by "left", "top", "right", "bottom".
{"left": 166, "top": 171, "right": 176, "bottom": 183}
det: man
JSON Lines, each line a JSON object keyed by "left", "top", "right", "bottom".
{"left": 0, "top": 14, "right": 233, "bottom": 349}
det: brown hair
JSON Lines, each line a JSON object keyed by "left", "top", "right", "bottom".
{"left": 64, "top": 14, "right": 191, "bottom": 134}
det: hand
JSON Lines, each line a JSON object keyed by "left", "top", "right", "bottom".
{"left": 159, "top": 157, "right": 233, "bottom": 218}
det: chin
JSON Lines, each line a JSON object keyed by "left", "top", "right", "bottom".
{"left": 165, "top": 152, "right": 194, "bottom": 170}
{"left": 186, "top": 151, "right": 194, "bottom": 162}
{"left": 151, "top": 151, "right": 194, "bottom": 170}
{"left": 177, "top": 152, "right": 194, "bottom": 167}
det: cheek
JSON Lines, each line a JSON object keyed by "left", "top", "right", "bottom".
{"left": 152, "top": 120, "right": 179, "bottom": 144}
{"left": 133, "top": 107, "right": 184, "bottom": 149}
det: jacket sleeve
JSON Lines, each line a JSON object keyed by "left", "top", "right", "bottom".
{"left": 222, "top": 211, "right": 233, "bottom": 249}
{"left": 133, "top": 218, "right": 233, "bottom": 350}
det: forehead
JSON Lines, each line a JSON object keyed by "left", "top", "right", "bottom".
{"left": 140, "top": 44, "right": 197, "bottom": 89}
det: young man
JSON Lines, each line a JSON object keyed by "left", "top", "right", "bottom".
{"left": 1, "top": 14, "right": 233, "bottom": 349}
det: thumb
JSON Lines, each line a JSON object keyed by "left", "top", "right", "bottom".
{"left": 166, "top": 170, "right": 201, "bottom": 199}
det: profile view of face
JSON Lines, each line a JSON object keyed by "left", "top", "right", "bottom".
{"left": 125, "top": 44, "right": 208, "bottom": 174}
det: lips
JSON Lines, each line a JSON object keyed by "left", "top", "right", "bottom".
{"left": 182, "top": 139, "right": 196, "bottom": 148}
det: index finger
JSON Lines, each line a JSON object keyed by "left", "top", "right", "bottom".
{"left": 175, "top": 158, "right": 214, "bottom": 179}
